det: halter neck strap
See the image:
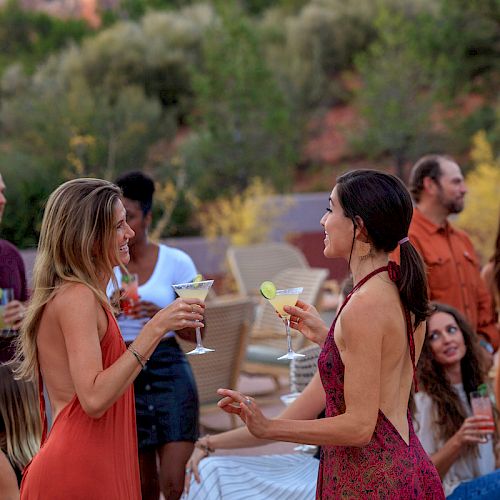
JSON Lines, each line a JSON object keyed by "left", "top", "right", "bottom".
{"left": 335, "top": 264, "right": 418, "bottom": 391}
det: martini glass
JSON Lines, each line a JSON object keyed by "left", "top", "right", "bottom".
{"left": 172, "top": 280, "right": 214, "bottom": 355}
{"left": 268, "top": 287, "right": 305, "bottom": 360}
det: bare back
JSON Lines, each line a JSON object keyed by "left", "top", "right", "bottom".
{"left": 334, "top": 272, "right": 424, "bottom": 445}
{"left": 36, "top": 283, "right": 109, "bottom": 421}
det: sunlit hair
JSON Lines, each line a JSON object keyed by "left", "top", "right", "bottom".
{"left": 417, "top": 302, "right": 485, "bottom": 442}
{"left": 0, "top": 363, "right": 41, "bottom": 471}
{"left": 13, "top": 178, "right": 122, "bottom": 381}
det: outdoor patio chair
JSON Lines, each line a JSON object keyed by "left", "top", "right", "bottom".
{"left": 290, "top": 344, "right": 321, "bottom": 393}
{"left": 177, "top": 296, "right": 256, "bottom": 430}
{"left": 227, "top": 242, "right": 310, "bottom": 296}
{"left": 243, "top": 266, "right": 328, "bottom": 387}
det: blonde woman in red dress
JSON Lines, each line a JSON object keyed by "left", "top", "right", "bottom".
{"left": 15, "top": 178, "right": 205, "bottom": 500}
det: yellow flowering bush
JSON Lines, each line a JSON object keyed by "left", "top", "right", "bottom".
{"left": 457, "top": 131, "right": 500, "bottom": 262}
{"left": 198, "top": 177, "right": 294, "bottom": 246}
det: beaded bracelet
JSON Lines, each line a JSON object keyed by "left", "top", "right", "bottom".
{"left": 195, "top": 435, "right": 214, "bottom": 455}
{"left": 127, "top": 345, "right": 149, "bottom": 368}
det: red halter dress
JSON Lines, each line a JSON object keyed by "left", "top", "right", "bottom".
{"left": 316, "top": 265, "right": 444, "bottom": 499}
{"left": 20, "top": 308, "right": 141, "bottom": 500}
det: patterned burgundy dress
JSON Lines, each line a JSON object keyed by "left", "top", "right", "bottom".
{"left": 316, "top": 265, "right": 444, "bottom": 499}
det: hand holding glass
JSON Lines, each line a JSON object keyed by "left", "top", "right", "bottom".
{"left": 470, "top": 390, "right": 495, "bottom": 442}
{"left": 0, "top": 288, "right": 15, "bottom": 331}
{"left": 172, "top": 280, "right": 214, "bottom": 355}
{"left": 267, "top": 287, "right": 305, "bottom": 360}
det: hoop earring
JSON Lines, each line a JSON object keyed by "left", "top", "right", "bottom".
{"left": 357, "top": 240, "right": 373, "bottom": 260}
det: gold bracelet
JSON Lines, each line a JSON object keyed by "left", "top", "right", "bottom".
{"left": 127, "top": 345, "right": 149, "bottom": 368}
{"left": 195, "top": 435, "right": 214, "bottom": 455}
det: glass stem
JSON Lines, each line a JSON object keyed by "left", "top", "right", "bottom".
{"left": 195, "top": 326, "right": 203, "bottom": 348}
{"left": 285, "top": 318, "right": 293, "bottom": 354}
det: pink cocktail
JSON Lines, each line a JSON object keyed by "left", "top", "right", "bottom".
{"left": 470, "top": 391, "right": 495, "bottom": 440}
{"left": 121, "top": 274, "right": 139, "bottom": 316}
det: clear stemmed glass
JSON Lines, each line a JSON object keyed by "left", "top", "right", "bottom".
{"left": 0, "top": 288, "right": 15, "bottom": 335}
{"left": 172, "top": 280, "right": 214, "bottom": 355}
{"left": 267, "top": 287, "right": 305, "bottom": 360}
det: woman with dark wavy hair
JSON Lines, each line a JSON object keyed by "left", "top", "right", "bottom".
{"left": 482, "top": 213, "right": 500, "bottom": 407}
{"left": 413, "top": 302, "right": 500, "bottom": 499}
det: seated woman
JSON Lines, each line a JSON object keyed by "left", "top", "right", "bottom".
{"left": 0, "top": 363, "right": 41, "bottom": 496}
{"left": 183, "top": 277, "right": 356, "bottom": 499}
{"left": 413, "top": 302, "right": 500, "bottom": 499}
{"left": 184, "top": 373, "right": 323, "bottom": 500}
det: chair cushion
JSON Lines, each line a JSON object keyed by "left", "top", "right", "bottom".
{"left": 246, "top": 345, "right": 291, "bottom": 366}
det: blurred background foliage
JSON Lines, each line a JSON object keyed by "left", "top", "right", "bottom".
{"left": 457, "top": 131, "right": 500, "bottom": 262}
{"left": 0, "top": 0, "right": 499, "bottom": 252}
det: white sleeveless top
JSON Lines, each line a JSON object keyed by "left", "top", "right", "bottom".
{"left": 108, "top": 244, "right": 197, "bottom": 343}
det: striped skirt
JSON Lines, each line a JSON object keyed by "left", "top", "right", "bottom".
{"left": 186, "top": 454, "right": 319, "bottom": 499}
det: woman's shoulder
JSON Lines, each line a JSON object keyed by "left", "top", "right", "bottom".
{"left": 159, "top": 244, "right": 196, "bottom": 272}
{"left": 413, "top": 390, "right": 433, "bottom": 409}
{"left": 51, "top": 282, "right": 98, "bottom": 312}
{"left": 160, "top": 244, "right": 193, "bottom": 261}
{"left": 342, "top": 282, "right": 399, "bottom": 325}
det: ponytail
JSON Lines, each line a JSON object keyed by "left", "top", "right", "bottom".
{"left": 398, "top": 240, "right": 429, "bottom": 328}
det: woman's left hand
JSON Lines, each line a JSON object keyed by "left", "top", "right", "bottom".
{"left": 284, "top": 300, "right": 329, "bottom": 347}
{"left": 217, "top": 388, "right": 272, "bottom": 439}
{"left": 184, "top": 446, "right": 208, "bottom": 495}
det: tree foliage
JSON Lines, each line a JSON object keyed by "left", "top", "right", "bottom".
{"left": 352, "top": 6, "right": 446, "bottom": 180}
{"left": 1, "top": 0, "right": 500, "bottom": 248}
{"left": 0, "top": 0, "right": 90, "bottom": 76}
{"left": 181, "top": 3, "right": 300, "bottom": 199}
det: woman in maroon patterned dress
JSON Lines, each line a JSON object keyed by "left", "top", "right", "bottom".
{"left": 216, "top": 170, "right": 444, "bottom": 499}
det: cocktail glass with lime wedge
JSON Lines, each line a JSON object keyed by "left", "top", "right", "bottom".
{"left": 261, "top": 282, "right": 305, "bottom": 360}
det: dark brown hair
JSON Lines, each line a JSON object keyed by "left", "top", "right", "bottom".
{"left": 417, "top": 302, "right": 486, "bottom": 442}
{"left": 336, "top": 169, "right": 429, "bottom": 327}
{"left": 115, "top": 170, "right": 155, "bottom": 215}
{"left": 409, "top": 155, "right": 451, "bottom": 202}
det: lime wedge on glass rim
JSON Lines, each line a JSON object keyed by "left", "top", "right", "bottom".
{"left": 193, "top": 274, "right": 203, "bottom": 287}
{"left": 260, "top": 281, "right": 276, "bottom": 300}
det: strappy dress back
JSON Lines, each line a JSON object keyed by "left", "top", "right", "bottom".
{"left": 316, "top": 265, "right": 444, "bottom": 499}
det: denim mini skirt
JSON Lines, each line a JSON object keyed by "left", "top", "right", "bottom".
{"left": 133, "top": 337, "right": 199, "bottom": 449}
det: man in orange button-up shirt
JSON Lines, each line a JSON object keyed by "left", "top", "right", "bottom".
{"left": 405, "top": 154, "right": 499, "bottom": 350}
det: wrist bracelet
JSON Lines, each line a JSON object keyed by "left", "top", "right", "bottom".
{"left": 127, "top": 345, "right": 149, "bottom": 368}
{"left": 195, "top": 435, "right": 214, "bottom": 455}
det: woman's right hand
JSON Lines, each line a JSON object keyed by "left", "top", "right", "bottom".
{"left": 184, "top": 445, "right": 209, "bottom": 495}
{"left": 284, "top": 299, "right": 329, "bottom": 347}
{"left": 452, "top": 416, "right": 494, "bottom": 447}
{"left": 146, "top": 298, "right": 204, "bottom": 339}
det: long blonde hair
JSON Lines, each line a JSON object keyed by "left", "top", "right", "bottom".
{"left": 0, "top": 363, "right": 41, "bottom": 470}
{"left": 14, "top": 178, "right": 122, "bottom": 381}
